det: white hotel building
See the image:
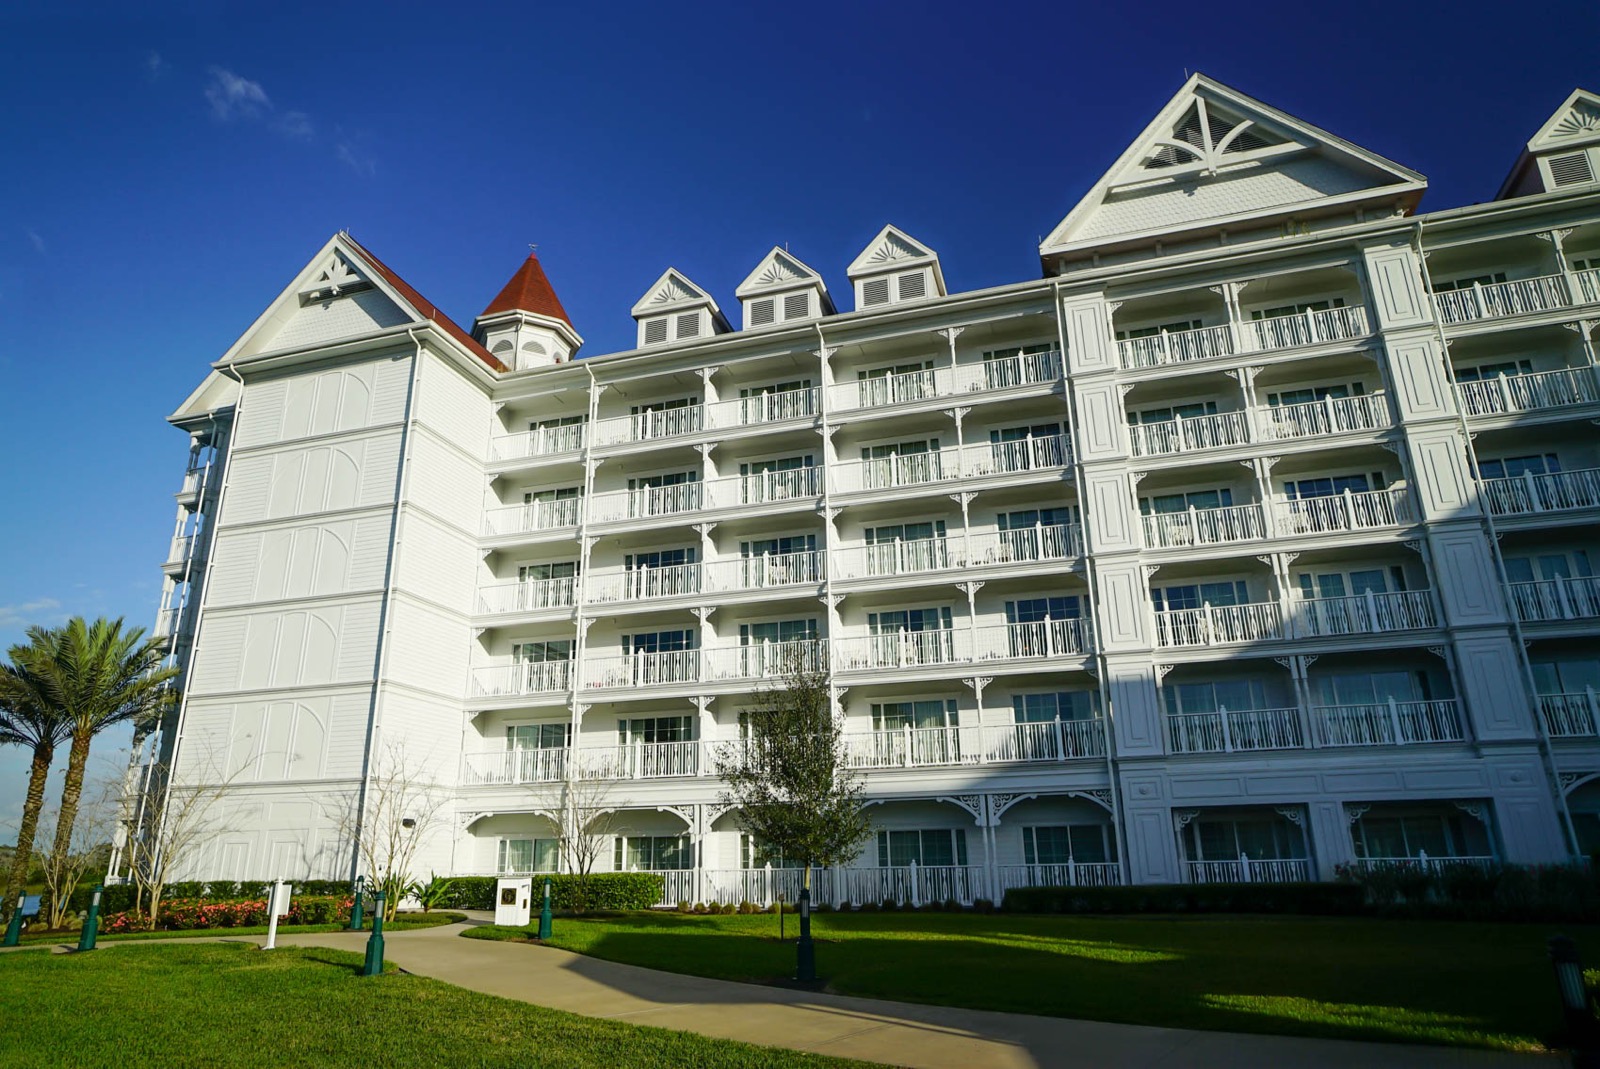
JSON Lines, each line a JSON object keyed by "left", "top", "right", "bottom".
{"left": 133, "top": 75, "right": 1600, "bottom": 905}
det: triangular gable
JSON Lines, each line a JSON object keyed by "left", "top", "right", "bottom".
{"left": 735, "top": 247, "right": 828, "bottom": 297}
{"left": 1528, "top": 88, "right": 1600, "bottom": 152}
{"left": 630, "top": 268, "right": 722, "bottom": 316}
{"left": 1041, "top": 74, "right": 1426, "bottom": 258}
{"left": 168, "top": 370, "right": 242, "bottom": 425}
{"left": 847, "top": 224, "right": 938, "bottom": 278}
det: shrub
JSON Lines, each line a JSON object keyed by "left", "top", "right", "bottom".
{"left": 100, "top": 894, "right": 354, "bottom": 933}
{"left": 676, "top": 901, "right": 693, "bottom": 913}
{"left": 442, "top": 873, "right": 664, "bottom": 913}
{"left": 1335, "top": 861, "right": 1600, "bottom": 922}
{"left": 1002, "top": 882, "right": 1366, "bottom": 916}
{"left": 738, "top": 901, "right": 756, "bottom": 914}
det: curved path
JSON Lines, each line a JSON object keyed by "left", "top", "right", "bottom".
{"left": 264, "top": 920, "right": 1547, "bottom": 1068}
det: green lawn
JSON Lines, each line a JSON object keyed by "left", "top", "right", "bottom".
{"left": 467, "top": 910, "right": 1596, "bottom": 1051}
{"left": 0, "top": 941, "right": 876, "bottom": 1069}
{"left": 12, "top": 910, "right": 467, "bottom": 944}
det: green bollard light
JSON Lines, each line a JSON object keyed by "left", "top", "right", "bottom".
{"left": 3, "top": 894, "right": 25, "bottom": 947}
{"left": 361, "top": 892, "right": 386, "bottom": 976}
{"left": 348, "top": 876, "right": 366, "bottom": 931}
{"left": 76, "top": 885, "right": 104, "bottom": 953}
{"left": 537, "top": 876, "right": 552, "bottom": 940}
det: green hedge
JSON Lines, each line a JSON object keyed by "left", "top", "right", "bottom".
{"left": 1338, "top": 861, "right": 1600, "bottom": 922}
{"left": 445, "top": 873, "right": 664, "bottom": 912}
{"left": 1002, "top": 882, "right": 1366, "bottom": 916}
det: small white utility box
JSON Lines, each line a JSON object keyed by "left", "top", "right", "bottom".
{"left": 270, "top": 882, "right": 293, "bottom": 917}
{"left": 495, "top": 877, "right": 532, "bottom": 927}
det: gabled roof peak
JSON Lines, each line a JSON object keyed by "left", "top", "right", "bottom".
{"left": 479, "top": 252, "right": 572, "bottom": 326}
{"left": 847, "top": 224, "right": 939, "bottom": 278}
{"left": 735, "top": 247, "right": 830, "bottom": 298}
{"left": 631, "top": 267, "right": 722, "bottom": 316}
{"left": 1528, "top": 88, "right": 1600, "bottom": 151}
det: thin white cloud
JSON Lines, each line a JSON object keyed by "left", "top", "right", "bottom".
{"left": 25, "top": 229, "right": 45, "bottom": 255}
{"left": 273, "top": 110, "right": 314, "bottom": 140}
{"left": 205, "top": 66, "right": 271, "bottom": 121}
{"left": 337, "top": 142, "right": 376, "bottom": 177}
{"left": 145, "top": 51, "right": 168, "bottom": 81}
{"left": 0, "top": 598, "right": 65, "bottom": 632}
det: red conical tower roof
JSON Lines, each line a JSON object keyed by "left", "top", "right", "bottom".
{"left": 481, "top": 252, "right": 572, "bottom": 325}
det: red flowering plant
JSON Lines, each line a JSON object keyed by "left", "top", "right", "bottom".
{"left": 99, "top": 895, "right": 352, "bottom": 932}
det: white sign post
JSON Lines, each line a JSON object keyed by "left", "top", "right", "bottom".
{"left": 263, "top": 879, "right": 292, "bottom": 950}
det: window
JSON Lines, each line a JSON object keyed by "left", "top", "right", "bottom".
{"left": 1116, "top": 319, "right": 1201, "bottom": 340}
{"left": 862, "top": 277, "right": 891, "bottom": 305}
{"left": 869, "top": 607, "right": 953, "bottom": 634}
{"left": 1140, "top": 488, "right": 1233, "bottom": 514}
{"left": 1452, "top": 359, "right": 1533, "bottom": 383}
{"left": 1163, "top": 679, "right": 1273, "bottom": 716}
{"left": 872, "top": 699, "right": 957, "bottom": 730}
{"left": 1294, "top": 566, "right": 1404, "bottom": 599}
{"left": 1477, "top": 454, "right": 1560, "bottom": 479}
{"left": 1250, "top": 297, "right": 1346, "bottom": 319}
{"left": 624, "top": 630, "right": 697, "bottom": 655}
{"left": 1005, "top": 597, "right": 1082, "bottom": 623}
{"left": 877, "top": 828, "right": 967, "bottom": 867}
{"left": 1531, "top": 658, "right": 1600, "bottom": 696}
{"left": 742, "top": 534, "right": 816, "bottom": 558}
{"left": 615, "top": 835, "right": 691, "bottom": 870}
{"left": 1350, "top": 811, "right": 1490, "bottom": 860}
{"left": 1023, "top": 825, "right": 1113, "bottom": 865}
{"left": 643, "top": 318, "right": 669, "bottom": 345}
{"left": 507, "top": 723, "right": 569, "bottom": 750}
{"left": 741, "top": 835, "right": 805, "bottom": 869}
{"left": 1267, "top": 382, "right": 1364, "bottom": 406}
{"left": 1151, "top": 581, "right": 1248, "bottom": 612}
{"left": 1503, "top": 551, "right": 1592, "bottom": 583}
{"left": 618, "top": 716, "right": 693, "bottom": 744}
{"left": 749, "top": 298, "right": 776, "bottom": 326}
{"left": 740, "top": 619, "right": 817, "bottom": 645}
{"left": 1313, "top": 670, "right": 1434, "bottom": 706}
{"left": 1186, "top": 816, "right": 1304, "bottom": 861}
{"left": 519, "top": 561, "right": 577, "bottom": 582}
{"left": 513, "top": 640, "right": 573, "bottom": 663}
{"left": 1282, "top": 473, "right": 1381, "bottom": 499}
{"left": 1430, "top": 272, "right": 1507, "bottom": 293}
{"left": 1131, "top": 401, "right": 1217, "bottom": 424}
{"left": 498, "top": 838, "right": 559, "bottom": 873}
{"left": 1012, "top": 691, "right": 1097, "bottom": 722}
{"left": 626, "top": 547, "right": 696, "bottom": 571}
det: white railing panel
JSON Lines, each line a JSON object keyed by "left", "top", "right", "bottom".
{"left": 582, "top": 650, "right": 702, "bottom": 690}
{"left": 973, "top": 619, "right": 1092, "bottom": 660}
{"left": 594, "top": 405, "right": 705, "bottom": 446}
{"left": 997, "top": 863, "right": 1122, "bottom": 892}
{"left": 967, "top": 524, "right": 1082, "bottom": 567}
{"left": 705, "top": 387, "right": 819, "bottom": 430}
{"left": 952, "top": 350, "right": 1061, "bottom": 393}
{"left": 1129, "top": 412, "right": 1250, "bottom": 457}
{"left": 490, "top": 423, "right": 587, "bottom": 461}
{"left": 470, "top": 661, "right": 574, "bottom": 698}
{"left": 1352, "top": 855, "right": 1497, "bottom": 875}
{"left": 1256, "top": 392, "right": 1392, "bottom": 440}
{"left": 578, "top": 741, "right": 703, "bottom": 780}
{"left": 833, "top": 537, "right": 960, "bottom": 580}
{"left": 1576, "top": 267, "right": 1600, "bottom": 305}
{"left": 477, "top": 577, "right": 578, "bottom": 614}
{"left": 833, "top": 448, "right": 962, "bottom": 494}
{"left": 706, "top": 640, "right": 827, "bottom": 682}
{"left": 484, "top": 497, "right": 583, "bottom": 536}
{"left": 1480, "top": 468, "right": 1600, "bottom": 517}
{"left": 705, "top": 550, "right": 824, "bottom": 592}
{"left": 1273, "top": 487, "right": 1411, "bottom": 536}
{"left": 1247, "top": 305, "right": 1370, "bottom": 351}
{"left": 462, "top": 747, "right": 568, "bottom": 786}
{"left": 830, "top": 368, "right": 946, "bottom": 412}
{"left": 1143, "top": 503, "right": 1266, "bottom": 549}
{"left": 977, "top": 719, "right": 1105, "bottom": 762}
{"left": 1313, "top": 699, "right": 1464, "bottom": 746}
{"left": 962, "top": 434, "right": 1071, "bottom": 476}
{"left": 588, "top": 482, "right": 704, "bottom": 523}
{"left": 831, "top": 630, "right": 967, "bottom": 672}
{"left": 1186, "top": 859, "right": 1310, "bottom": 884}
{"left": 1508, "top": 578, "right": 1600, "bottom": 623}
{"left": 1166, "top": 707, "right": 1304, "bottom": 754}
{"left": 1116, "top": 324, "right": 1234, "bottom": 370}
{"left": 1455, "top": 367, "right": 1599, "bottom": 416}
{"left": 1153, "top": 602, "right": 1283, "bottom": 648}
{"left": 1288, "top": 590, "right": 1437, "bottom": 637}
{"left": 1433, "top": 274, "right": 1571, "bottom": 325}
{"left": 1539, "top": 692, "right": 1600, "bottom": 738}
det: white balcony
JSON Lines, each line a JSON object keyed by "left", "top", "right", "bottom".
{"left": 1129, "top": 411, "right": 1250, "bottom": 457}
{"left": 583, "top": 649, "right": 702, "bottom": 690}
{"left": 593, "top": 405, "right": 705, "bottom": 447}
{"left": 586, "top": 551, "right": 824, "bottom": 606}
{"left": 952, "top": 349, "right": 1062, "bottom": 393}
{"left": 967, "top": 524, "right": 1082, "bottom": 567}
{"left": 483, "top": 497, "right": 582, "bottom": 537}
{"left": 1255, "top": 392, "right": 1393, "bottom": 441}
{"left": 470, "top": 660, "right": 574, "bottom": 699}
{"left": 152, "top": 606, "right": 183, "bottom": 641}
{"left": 462, "top": 747, "right": 568, "bottom": 786}
{"left": 1116, "top": 324, "right": 1234, "bottom": 370}
{"left": 165, "top": 533, "right": 201, "bottom": 567}
{"left": 179, "top": 466, "right": 205, "bottom": 496}
{"left": 1167, "top": 707, "right": 1305, "bottom": 754}
{"left": 1480, "top": 467, "right": 1600, "bottom": 517}
{"left": 832, "top": 630, "right": 964, "bottom": 672}
{"left": 960, "top": 433, "right": 1072, "bottom": 476}
{"left": 1153, "top": 602, "right": 1283, "bottom": 648}
{"left": 996, "top": 862, "right": 1122, "bottom": 890}
{"left": 842, "top": 720, "right": 1105, "bottom": 770}
{"left": 830, "top": 367, "right": 942, "bottom": 412}
{"left": 704, "top": 387, "right": 819, "bottom": 429}
{"left": 972, "top": 619, "right": 1093, "bottom": 661}
{"left": 1351, "top": 854, "right": 1496, "bottom": 874}
{"left": 1577, "top": 267, "right": 1600, "bottom": 305}
{"left": 1539, "top": 690, "right": 1600, "bottom": 738}
{"left": 580, "top": 640, "right": 825, "bottom": 691}
{"left": 490, "top": 422, "right": 587, "bottom": 462}
{"left": 1433, "top": 273, "right": 1572, "bottom": 325}
{"left": 1287, "top": 589, "right": 1437, "bottom": 637}
{"left": 1142, "top": 503, "right": 1267, "bottom": 549}
{"left": 1455, "top": 367, "right": 1600, "bottom": 417}
{"left": 588, "top": 468, "right": 822, "bottom": 524}
{"left": 1273, "top": 487, "right": 1412, "bottom": 536}
{"left": 833, "top": 448, "right": 961, "bottom": 494}
{"left": 1186, "top": 858, "right": 1311, "bottom": 884}
{"left": 577, "top": 741, "right": 705, "bottom": 780}
{"left": 1312, "top": 699, "right": 1465, "bottom": 746}
{"left": 826, "top": 350, "right": 1063, "bottom": 413}
{"left": 833, "top": 537, "right": 960, "bottom": 581}
{"left": 1246, "top": 305, "right": 1370, "bottom": 352}
{"left": 476, "top": 576, "right": 578, "bottom": 615}
{"left": 1508, "top": 577, "right": 1600, "bottom": 623}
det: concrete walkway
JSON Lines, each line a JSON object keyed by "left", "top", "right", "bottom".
{"left": 247, "top": 920, "right": 1552, "bottom": 1069}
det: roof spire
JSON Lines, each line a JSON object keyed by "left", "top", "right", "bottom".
{"left": 479, "top": 249, "right": 572, "bottom": 326}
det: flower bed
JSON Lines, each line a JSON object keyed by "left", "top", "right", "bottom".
{"left": 102, "top": 895, "right": 352, "bottom": 933}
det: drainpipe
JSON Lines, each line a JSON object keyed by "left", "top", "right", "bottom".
{"left": 1412, "top": 219, "right": 1579, "bottom": 858}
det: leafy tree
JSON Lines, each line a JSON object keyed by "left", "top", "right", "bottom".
{"left": 0, "top": 630, "right": 73, "bottom": 919}
{"left": 713, "top": 660, "right": 871, "bottom": 897}
{"left": 16, "top": 618, "right": 177, "bottom": 887}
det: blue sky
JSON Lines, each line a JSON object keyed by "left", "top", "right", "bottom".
{"left": 1, "top": 0, "right": 1595, "bottom": 832}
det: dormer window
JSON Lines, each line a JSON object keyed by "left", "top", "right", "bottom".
{"left": 632, "top": 268, "right": 729, "bottom": 349}
{"left": 735, "top": 247, "right": 834, "bottom": 330}
{"left": 750, "top": 299, "right": 776, "bottom": 326}
{"left": 897, "top": 271, "right": 927, "bottom": 301}
{"left": 675, "top": 312, "right": 702, "bottom": 340}
{"left": 643, "top": 318, "right": 669, "bottom": 345}
{"left": 848, "top": 226, "right": 945, "bottom": 313}
{"left": 862, "top": 278, "right": 891, "bottom": 305}
{"left": 783, "top": 292, "right": 810, "bottom": 319}
{"left": 1548, "top": 151, "right": 1596, "bottom": 188}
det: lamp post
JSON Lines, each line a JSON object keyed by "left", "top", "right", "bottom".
{"left": 361, "top": 891, "right": 386, "bottom": 977}
{"left": 348, "top": 875, "right": 367, "bottom": 931}
{"left": 537, "top": 876, "right": 552, "bottom": 940}
{"left": 3, "top": 893, "right": 25, "bottom": 947}
{"left": 76, "top": 885, "right": 104, "bottom": 953}
{"left": 1550, "top": 936, "right": 1600, "bottom": 1066}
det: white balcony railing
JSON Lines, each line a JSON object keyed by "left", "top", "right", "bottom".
{"left": 1142, "top": 503, "right": 1266, "bottom": 549}
{"left": 1351, "top": 854, "right": 1497, "bottom": 875}
{"left": 483, "top": 497, "right": 583, "bottom": 537}
{"left": 705, "top": 640, "right": 827, "bottom": 681}
{"left": 833, "top": 448, "right": 962, "bottom": 494}
{"left": 843, "top": 721, "right": 1105, "bottom": 770}
{"left": 166, "top": 533, "right": 199, "bottom": 566}
{"left": 1273, "top": 487, "right": 1412, "bottom": 536}
{"left": 1256, "top": 392, "right": 1393, "bottom": 441}
{"left": 1455, "top": 367, "right": 1600, "bottom": 417}
{"left": 962, "top": 434, "right": 1072, "bottom": 476}
{"left": 583, "top": 649, "right": 702, "bottom": 690}
{"left": 1539, "top": 690, "right": 1600, "bottom": 738}
{"left": 832, "top": 369, "right": 943, "bottom": 411}
{"left": 1433, "top": 273, "right": 1572, "bottom": 325}
{"left": 996, "top": 863, "right": 1122, "bottom": 891}
{"left": 1577, "top": 267, "right": 1600, "bottom": 305}
{"left": 1128, "top": 412, "right": 1250, "bottom": 457}
{"left": 1288, "top": 589, "right": 1437, "bottom": 637}
{"left": 832, "top": 630, "right": 964, "bottom": 672}
{"left": 1186, "top": 858, "right": 1311, "bottom": 884}
{"left": 578, "top": 741, "right": 704, "bottom": 780}
{"left": 179, "top": 466, "right": 205, "bottom": 496}
{"left": 973, "top": 619, "right": 1092, "bottom": 661}
{"left": 1167, "top": 707, "right": 1304, "bottom": 754}
{"left": 588, "top": 482, "right": 704, "bottom": 523}
{"left": 1153, "top": 602, "right": 1283, "bottom": 647}
{"left": 476, "top": 577, "right": 578, "bottom": 615}
{"left": 834, "top": 537, "right": 960, "bottom": 580}
{"left": 470, "top": 660, "right": 574, "bottom": 698}
{"left": 152, "top": 606, "right": 183, "bottom": 641}
{"left": 1508, "top": 577, "right": 1600, "bottom": 623}
{"left": 952, "top": 349, "right": 1062, "bottom": 393}
{"left": 969, "top": 524, "right": 1083, "bottom": 569}
{"left": 1312, "top": 699, "right": 1465, "bottom": 746}
{"left": 490, "top": 422, "right": 587, "bottom": 462}
{"left": 462, "top": 747, "right": 568, "bottom": 786}
{"left": 586, "top": 551, "right": 824, "bottom": 605}
{"left": 1247, "top": 305, "right": 1370, "bottom": 351}
{"left": 1116, "top": 324, "right": 1234, "bottom": 370}
{"left": 826, "top": 351, "right": 1064, "bottom": 412}
{"left": 588, "top": 469, "right": 822, "bottom": 524}
{"left": 593, "top": 405, "right": 705, "bottom": 446}
{"left": 705, "top": 387, "right": 819, "bottom": 429}
{"left": 1480, "top": 468, "right": 1600, "bottom": 517}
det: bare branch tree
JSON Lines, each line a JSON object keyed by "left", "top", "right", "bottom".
{"left": 120, "top": 744, "right": 248, "bottom": 927}
{"left": 37, "top": 777, "right": 118, "bottom": 929}
{"left": 523, "top": 772, "right": 630, "bottom": 912}
{"left": 339, "top": 740, "right": 450, "bottom": 921}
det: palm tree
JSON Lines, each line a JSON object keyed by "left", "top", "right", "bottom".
{"left": 0, "top": 628, "right": 73, "bottom": 919}
{"left": 17, "top": 618, "right": 179, "bottom": 887}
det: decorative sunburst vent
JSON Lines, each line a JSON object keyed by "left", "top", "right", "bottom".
{"left": 1144, "top": 101, "right": 1286, "bottom": 171}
